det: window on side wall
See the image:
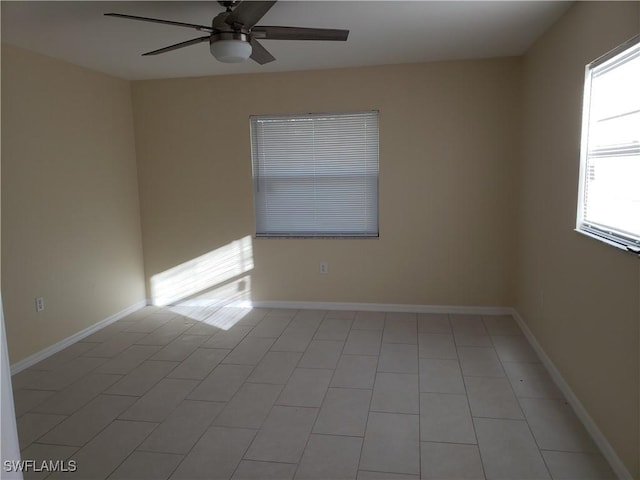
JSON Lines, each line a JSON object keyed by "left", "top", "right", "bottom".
{"left": 250, "top": 111, "right": 379, "bottom": 238}
{"left": 576, "top": 35, "right": 640, "bottom": 253}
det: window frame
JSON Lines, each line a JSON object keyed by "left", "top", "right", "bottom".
{"left": 249, "top": 110, "right": 380, "bottom": 239}
{"left": 575, "top": 33, "right": 640, "bottom": 255}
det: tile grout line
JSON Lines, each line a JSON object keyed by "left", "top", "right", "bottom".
{"left": 414, "top": 313, "right": 423, "bottom": 479}
{"left": 291, "top": 309, "right": 353, "bottom": 479}
{"left": 354, "top": 311, "right": 383, "bottom": 477}
{"left": 453, "top": 313, "right": 488, "bottom": 480}
{"left": 118, "top": 345, "right": 212, "bottom": 469}
{"left": 98, "top": 418, "right": 164, "bottom": 480}
{"left": 17, "top": 328, "right": 180, "bottom": 454}
{"left": 227, "top": 308, "right": 317, "bottom": 479}
{"left": 484, "top": 314, "right": 553, "bottom": 480}
{"left": 132, "top": 310, "right": 264, "bottom": 478}
{"left": 170, "top": 309, "right": 270, "bottom": 480}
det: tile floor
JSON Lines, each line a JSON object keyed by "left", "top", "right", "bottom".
{"left": 11, "top": 307, "right": 617, "bottom": 479}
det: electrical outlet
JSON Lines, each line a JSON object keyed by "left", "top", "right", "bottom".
{"left": 319, "top": 261, "right": 328, "bottom": 274}
{"left": 35, "top": 297, "right": 45, "bottom": 312}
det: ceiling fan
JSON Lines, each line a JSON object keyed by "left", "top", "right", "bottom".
{"left": 105, "top": 0, "right": 349, "bottom": 64}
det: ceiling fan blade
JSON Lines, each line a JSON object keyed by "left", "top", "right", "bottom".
{"left": 251, "top": 26, "right": 349, "bottom": 41}
{"left": 250, "top": 38, "right": 275, "bottom": 64}
{"left": 225, "top": 1, "right": 277, "bottom": 29}
{"left": 105, "top": 13, "right": 213, "bottom": 32}
{"left": 142, "top": 36, "right": 211, "bottom": 56}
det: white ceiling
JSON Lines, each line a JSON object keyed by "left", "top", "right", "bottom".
{"left": 1, "top": 1, "right": 571, "bottom": 80}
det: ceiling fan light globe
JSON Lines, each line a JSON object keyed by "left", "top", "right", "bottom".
{"left": 210, "top": 39, "right": 252, "bottom": 63}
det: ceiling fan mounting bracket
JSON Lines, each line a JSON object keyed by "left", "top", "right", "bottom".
{"left": 218, "top": 1, "right": 240, "bottom": 11}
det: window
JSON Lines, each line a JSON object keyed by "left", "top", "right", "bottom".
{"left": 577, "top": 35, "right": 640, "bottom": 253}
{"left": 250, "top": 111, "right": 379, "bottom": 237}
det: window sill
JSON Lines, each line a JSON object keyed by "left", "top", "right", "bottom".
{"left": 574, "top": 228, "right": 640, "bottom": 257}
{"left": 255, "top": 235, "right": 380, "bottom": 240}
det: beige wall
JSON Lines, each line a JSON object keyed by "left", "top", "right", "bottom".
{"left": 132, "top": 58, "right": 521, "bottom": 308}
{"left": 1, "top": 45, "right": 146, "bottom": 363}
{"left": 516, "top": 2, "right": 640, "bottom": 476}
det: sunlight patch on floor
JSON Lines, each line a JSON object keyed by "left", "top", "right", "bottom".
{"left": 165, "top": 275, "right": 253, "bottom": 330}
{"left": 150, "top": 236, "right": 254, "bottom": 329}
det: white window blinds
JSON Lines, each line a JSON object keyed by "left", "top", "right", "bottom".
{"left": 250, "top": 111, "right": 379, "bottom": 237}
{"left": 578, "top": 35, "right": 640, "bottom": 250}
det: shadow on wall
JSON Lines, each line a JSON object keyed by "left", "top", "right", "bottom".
{"left": 150, "top": 236, "right": 254, "bottom": 330}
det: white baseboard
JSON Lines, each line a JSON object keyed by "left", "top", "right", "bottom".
{"left": 250, "top": 300, "right": 512, "bottom": 316}
{"left": 510, "top": 308, "right": 632, "bottom": 480}
{"left": 150, "top": 298, "right": 513, "bottom": 316}
{"left": 10, "top": 300, "right": 146, "bottom": 375}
